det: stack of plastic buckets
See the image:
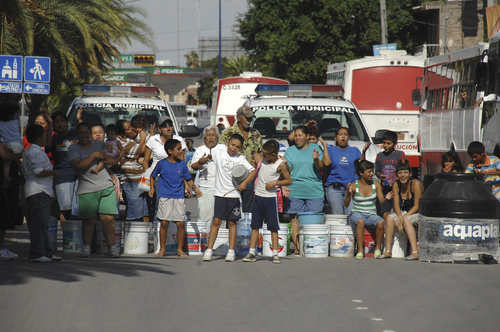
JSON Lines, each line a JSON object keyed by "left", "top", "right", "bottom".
{"left": 183, "top": 221, "right": 208, "bottom": 255}
{"left": 325, "top": 215, "right": 355, "bottom": 257}
{"left": 123, "top": 221, "right": 149, "bottom": 254}
{"left": 62, "top": 220, "right": 83, "bottom": 254}
{"left": 297, "top": 212, "right": 329, "bottom": 258}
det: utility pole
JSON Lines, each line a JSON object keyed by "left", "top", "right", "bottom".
{"left": 380, "top": 0, "right": 388, "bottom": 45}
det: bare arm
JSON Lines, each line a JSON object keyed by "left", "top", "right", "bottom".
{"left": 237, "top": 169, "right": 257, "bottom": 192}
{"left": 344, "top": 182, "right": 355, "bottom": 207}
{"left": 319, "top": 137, "right": 331, "bottom": 167}
{"left": 376, "top": 181, "right": 393, "bottom": 206}
{"left": 36, "top": 170, "right": 61, "bottom": 178}
{"left": 44, "top": 112, "right": 53, "bottom": 151}
{"left": 186, "top": 178, "right": 202, "bottom": 197}
{"left": 313, "top": 148, "right": 324, "bottom": 172}
{"left": 360, "top": 142, "right": 370, "bottom": 161}
{"left": 0, "top": 142, "right": 21, "bottom": 161}
{"left": 148, "top": 174, "right": 155, "bottom": 198}
{"left": 142, "top": 146, "right": 152, "bottom": 170}
{"left": 69, "top": 151, "right": 106, "bottom": 173}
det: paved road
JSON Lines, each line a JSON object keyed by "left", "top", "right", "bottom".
{"left": 2, "top": 195, "right": 500, "bottom": 332}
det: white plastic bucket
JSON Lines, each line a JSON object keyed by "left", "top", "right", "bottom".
{"left": 391, "top": 231, "right": 408, "bottom": 258}
{"left": 95, "top": 221, "right": 123, "bottom": 254}
{"left": 183, "top": 221, "right": 207, "bottom": 255}
{"left": 325, "top": 214, "right": 348, "bottom": 226}
{"left": 211, "top": 228, "right": 229, "bottom": 256}
{"left": 62, "top": 220, "right": 83, "bottom": 254}
{"left": 154, "top": 221, "right": 179, "bottom": 255}
{"left": 232, "top": 165, "right": 249, "bottom": 183}
{"left": 301, "top": 224, "right": 329, "bottom": 258}
{"left": 123, "top": 221, "right": 149, "bottom": 254}
{"left": 329, "top": 225, "right": 355, "bottom": 257}
{"left": 48, "top": 216, "right": 58, "bottom": 252}
{"left": 262, "top": 226, "right": 289, "bottom": 257}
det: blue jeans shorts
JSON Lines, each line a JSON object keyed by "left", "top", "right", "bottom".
{"left": 325, "top": 185, "right": 352, "bottom": 215}
{"left": 55, "top": 181, "right": 76, "bottom": 211}
{"left": 285, "top": 197, "right": 324, "bottom": 215}
{"left": 122, "top": 181, "right": 151, "bottom": 220}
{"left": 349, "top": 212, "right": 383, "bottom": 228}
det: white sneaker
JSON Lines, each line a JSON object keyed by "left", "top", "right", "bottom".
{"left": 50, "top": 255, "right": 62, "bottom": 261}
{"left": 225, "top": 251, "right": 236, "bottom": 262}
{"left": 107, "top": 246, "right": 120, "bottom": 258}
{"left": 4, "top": 248, "right": 18, "bottom": 259}
{"left": 81, "top": 245, "right": 91, "bottom": 258}
{"left": 30, "top": 256, "right": 52, "bottom": 263}
{"left": 0, "top": 249, "right": 13, "bottom": 260}
{"left": 202, "top": 250, "right": 212, "bottom": 262}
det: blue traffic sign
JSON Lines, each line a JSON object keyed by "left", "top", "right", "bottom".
{"left": 0, "top": 82, "right": 22, "bottom": 94}
{"left": 24, "top": 56, "right": 51, "bottom": 83}
{"left": 24, "top": 83, "right": 50, "bottom": 95}
{"left": 0, "top": 55, "right": 23, "bottom": 82}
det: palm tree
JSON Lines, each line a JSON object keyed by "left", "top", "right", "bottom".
{"left": 185, "top": 50, "right": 199, "bottom": 68}
{"left": 223, "top": 55, "right": 257, "bottom": 77}
{"left": 0, "top": 0, "right": 155, "bottom": 116}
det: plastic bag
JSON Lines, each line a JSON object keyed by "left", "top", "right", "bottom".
{"left": 138, "top": 169, "right": 152, "bottom": 192}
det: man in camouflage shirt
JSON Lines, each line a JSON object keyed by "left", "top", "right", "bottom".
{"left": 219, "top": 106, "right": 263, "bottom": 212}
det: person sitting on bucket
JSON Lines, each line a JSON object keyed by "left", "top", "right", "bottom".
{"left": 345, "top": 159, "right": 393, "bottom": 260}
{"left": 242, "top": 140, "right": 292, "bottom": 264}
{"left": 203, "top": 133, "right": 256, "bottom": 262}
{"left": 149, "top": 139, "right": 201, "bottom": 258}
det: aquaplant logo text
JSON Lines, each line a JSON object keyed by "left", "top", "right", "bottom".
{"left": 439, "top": 222, "right": 499, "bottom": 241}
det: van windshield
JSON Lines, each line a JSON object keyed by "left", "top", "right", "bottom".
{"left": 67, "top": 103, "right": 168, "bottom": 130}
{"left": 251, "top": 105, "right": 369, "bottom": 141}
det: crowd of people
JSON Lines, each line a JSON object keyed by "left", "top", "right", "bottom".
{"left": 1, "top": 102, "right": 499, "bottom": 263}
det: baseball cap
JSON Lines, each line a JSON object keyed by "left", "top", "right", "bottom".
{"left": 158, "top": 115, "right": 173, "bottom": 126}
{"left": 237, "top": 106, "right": 254, "bottom": 118}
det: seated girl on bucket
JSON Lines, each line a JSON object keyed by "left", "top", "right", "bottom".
{"left": 379, "top": 159, "right": 424, "bottom": 260}
{"left": 344, "top": 159, "right": 393, "bottom": 260}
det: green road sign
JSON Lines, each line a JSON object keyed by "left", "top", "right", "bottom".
{"left": 111, "top": 54, "right": 134, "bottom": 63}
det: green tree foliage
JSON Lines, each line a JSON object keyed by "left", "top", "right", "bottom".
{"left": 185, "top": 50, "right": 200, "bottom": 68}
{"left": 0, "top": 0, "right": 155, "bottom": 116}
{"left": 224, "top": 55, "right": 256, "bottom": 77}
{"left": 237, "top": 0, "right": 420, "bottom": 83}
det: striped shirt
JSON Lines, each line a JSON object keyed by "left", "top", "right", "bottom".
{"left": 465, "top": 155, "right": 500, "bottom": 201}
{"left": 352, "top": 180, "right": 377, "bottom": 215}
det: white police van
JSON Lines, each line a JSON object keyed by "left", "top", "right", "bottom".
{"left": 243, "top": 84, "right": 379, "bottom": 161}
{"left": 66, "top": 85, "right": 199, "bottom": 137}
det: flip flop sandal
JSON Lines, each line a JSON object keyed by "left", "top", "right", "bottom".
{"left": 405, "top": 251, "right": 419, "bottom": 260}
{"left": 355, "top": 252, "right": 364, "bottom": 260}
{"left": 377, "top": 251, "right": 392, "bottom": 259}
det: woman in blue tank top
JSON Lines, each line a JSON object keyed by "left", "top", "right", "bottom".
{"left": 345, "top": 160, "right": 393, "bottom": 259}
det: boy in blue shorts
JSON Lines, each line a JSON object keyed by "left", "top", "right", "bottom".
{"left": 465, "top": 141, "right": 500, "bottom": 201}
{"left": 203, "top": 134, "right": 256, "bottom": 262}
{"left": 375, "top": 131, "right": 405, "bottom": 219}
{"left": 149, "top": 139, "right": 201, "bottom": 257}
{"left": 242, "top": 140, "right": 292, "bottom": 264}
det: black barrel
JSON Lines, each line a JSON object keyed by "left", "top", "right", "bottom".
{"left": 419, "top": 172, "right": 499, "bottom": 263}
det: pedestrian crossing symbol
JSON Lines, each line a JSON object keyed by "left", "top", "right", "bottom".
{"left": 24, "top": 56, "right": 51, "bottom": 83}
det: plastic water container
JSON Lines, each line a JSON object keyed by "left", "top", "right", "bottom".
{"left": 391, "top": 231, "right": 408, "bottom": 258}
{"left": 95, "top": 221, "right": 123, "bottom": 254}
{"left": 419, "top": 172, "right": 499, "bottom": 262}
{"left": 62, "top": 220, "right": 83, "bottom": 254}
{"left": 235, "top": 219, "right": 251, "bottom": 256}
{"left": 363, "top": 228, "right": 377, "bottom": 257}
{"left": 297, "top": 212, "right": 325, "bottom": 225}
{"left": 153, "top": 221, "right": 179, "bottom": 255}
{"left": 183, "top": 221, "right": 207, "bottom": 255}
{"left": 325, "top": 214, "right": 348, "bottom": 226}
{"left": 329, "top": 225, "right": 355, "bottom": 257}
{"left": 123, "top": 221, "right": 149, "bottom": 254}
{"left": 301, "top": 224, "right": 329, "bottom": 258}
{"left": 48, "top": 216, "right": 58, "bottom": 252}
{"left": 262, "top": 226, "right": 289, "bottom": 257}
{"left": 212, "top": 229, "right": 229, "bottom": 256}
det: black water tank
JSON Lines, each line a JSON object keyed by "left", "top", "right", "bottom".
{"left": 419, "top": 172, "right": 499, "bottom": 263}
{"left": 419, "top": 172, "right": 498, "bottom": 219}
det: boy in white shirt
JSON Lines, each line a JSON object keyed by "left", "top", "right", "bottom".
{"left": 23, "top": 124, "right": 62, "bottom": 262}
{"left": 203, "top": 134, "right": 256, "bottom": 262}
{"left": 242, "top": 140, "right": 292, "bottom": 264}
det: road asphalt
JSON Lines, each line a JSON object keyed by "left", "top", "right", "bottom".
{"left": 2, "top": 195, "right": 500, "bottom": 332}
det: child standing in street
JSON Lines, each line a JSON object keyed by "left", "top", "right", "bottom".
{"left": 242, "top": 140, "right": 291, "bottom": 264}
{"left": 149, "top": 139, "right": 201, "bottom": 257}
{"left": 375, "top": 131, "right": 406, "bottom": 219}
{"left": 23, "top": 124, "right": 62, "bottom": 262}
{"left": 203, "top": 133, "right": 256, "bottom": 262}
{"left": 0, "top": 102, "right": 23, "bottom": 189}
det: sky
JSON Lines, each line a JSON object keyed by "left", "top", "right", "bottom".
{"left": 121, "top": 0, "right": 249, "bottom": 67}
